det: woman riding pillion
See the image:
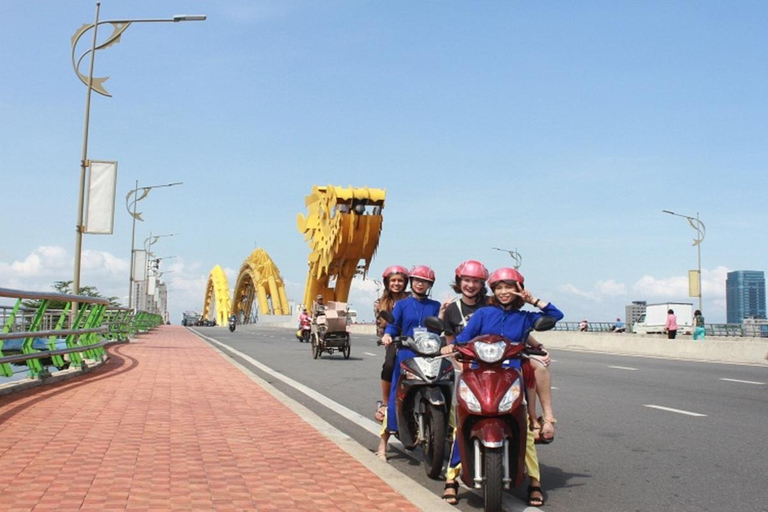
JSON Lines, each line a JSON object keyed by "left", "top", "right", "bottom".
{"left": 377, "top": 265, "right": 441, "bottom": 460}
{"left": 444, "top": 262, "right": 558, "bottom": 444}
{"left": 441, "top": 267, "right": 564, "bottom": 507}
{"left": 372, "top": 266, "right": 410, "bottom": 459}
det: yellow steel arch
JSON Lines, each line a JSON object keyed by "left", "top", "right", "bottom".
{"left": 203, "top": 264, "right": 232, "bottom": 326}
{"left": 297, "top": 185, "right": 385, "bottom": 309}
{"left": 232, "top": 248, "right": 289, "bottom": 321}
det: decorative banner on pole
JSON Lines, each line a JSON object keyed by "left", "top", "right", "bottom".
{"left": 688, "top": 270, "right": 700, "bottom": 298}
{"left": 148, "top": 275, "right": 157, "bottom": 296}
{"left": 133, "top": 250, "right": 147, "bottom": 281}
{"left": 85, "top": 160, "right": 118, "bottom": 234}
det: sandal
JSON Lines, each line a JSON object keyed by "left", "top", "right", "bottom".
{"left": 527, "top": 485, "right": 545, "bottom": 507}
{"left": 374, "top": 401, "right": 387, "bottom": 422}
{"left": 442, "top": 481, "right": 459, "bottom": 505}
{"left": 374, "top": 450, "right": 387, "bottom": 462}
{"left": 537, "top": 416, "right": 556, "bottom": 444}
{"left": 530, "top": 422, "right": 542, "bottom": 443}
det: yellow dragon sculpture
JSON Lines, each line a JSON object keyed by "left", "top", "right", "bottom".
{"left": 296, "top": 185, "right": 386, "bottom": 308}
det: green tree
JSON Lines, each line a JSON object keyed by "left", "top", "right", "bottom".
{"left": 21, "top": 280, "right": 121, "bottom": 309}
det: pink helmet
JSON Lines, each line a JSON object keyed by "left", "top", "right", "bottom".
{"left": 488, "top": 267, "right": 525, "bottom": 288}
{"left": 409, "top": 265, "right": 435, "bottom": 283}
{"left": 382, "top": 265, "right": 409, "bottom": 281}
{"left": 455, "top": 260, "right": 489, "bottom": 280}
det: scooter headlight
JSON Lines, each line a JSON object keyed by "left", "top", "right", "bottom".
{"left": 475, "top": 341, "right": 506, "bottom": 363}
{"left": 413, "top": 332, "right": 442, "bottom": 356}
{"left": 498, "top": 379, "right": 521, "bottom": 413}
{"left": 458, "top": 380, "right": 481, "bottom": 413}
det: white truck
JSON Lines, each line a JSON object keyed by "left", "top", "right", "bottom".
{"left": 632, "top": 303, "right": 694, "bottom": 335}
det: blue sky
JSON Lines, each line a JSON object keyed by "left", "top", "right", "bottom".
{"left": 1, "top": 1, "right": 766, "bottom": 324}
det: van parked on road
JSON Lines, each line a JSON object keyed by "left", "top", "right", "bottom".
{"left": 633, "top": 303, "right": 694, "bottom": 335}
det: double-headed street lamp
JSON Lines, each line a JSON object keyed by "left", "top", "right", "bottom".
{"left": 492, "top": 247, "right": 523, "bottom": 269}
{"left": 70, "top": 3, "right": 205, "bottom": 303}
{"left": 127, "top": 182, "right": 183, "bottom": 307}
{"left": 662, "top": 210, "right": 706, "bottom": 311}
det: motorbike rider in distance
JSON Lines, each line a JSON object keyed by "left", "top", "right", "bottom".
{"left": 441, "top": 267, "right": 564, "bottom": 507}
{"left": 313, "top": 294, "right": 326, "bottom": 318}
{"left": 378, "top": 265, "right": 441, "bottom": 461}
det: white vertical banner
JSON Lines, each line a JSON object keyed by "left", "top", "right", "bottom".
{"left": 85, "top": 160, "right": 118, "bottom": 234}
{"left": 148, "top": 275, "right": 157, "bottom": 295}
{"left": 133, "top": 250, "right": 147, "bottom": 281}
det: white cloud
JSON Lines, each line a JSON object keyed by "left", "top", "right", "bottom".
{"left": 558, "top": 283, "right": 599, "bottom": 301}
{"left": 595, "top": 279, "right": 627, "bottom": 296}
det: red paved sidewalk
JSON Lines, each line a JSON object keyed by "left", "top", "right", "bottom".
{"left": 0, "top": 326, "right": 420, "bottom": 511}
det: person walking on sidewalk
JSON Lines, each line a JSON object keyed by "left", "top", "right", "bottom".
{"left": 693, "top": 310, "right": 706, "bottom": 340}
{"left": 665, "top": 309, "right": 678, "bottom": 339}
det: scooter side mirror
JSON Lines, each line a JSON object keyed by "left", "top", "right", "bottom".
{"left": 378, "top": 310, "right": 395, "bottom": 324}
{"left": 424, "top": 316, "right": 444, "bottom": 334}
{"left": 533, "top": 315, "right": 557, "bottom": 332}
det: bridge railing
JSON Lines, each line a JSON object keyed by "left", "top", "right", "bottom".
{"left": 0, "top": 288, "right": 163, "bottom": 380}
{"left": 554, "top": 321, "right": 766, "bottom": 338}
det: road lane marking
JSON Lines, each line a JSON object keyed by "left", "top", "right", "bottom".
{"left": 644, "top": 405, "right": 707, "bottom": 417}
{"left": 608, "top": 365, "right": 638, "bottom": 371}
{"left": 364, "top": 352, "right": 378, "bottom": 356}
{"left": 719, "top": 378, "right": 765, "bottom": 385}
{"left": 190, "top": 331, "right": 455, "bottom": 511}
{"left": 196, "top": 329, "right": 530, "bottom": 512}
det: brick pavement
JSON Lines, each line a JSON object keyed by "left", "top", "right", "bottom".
{"left": 0, "top": 326, "right": 424, "bottom": 511}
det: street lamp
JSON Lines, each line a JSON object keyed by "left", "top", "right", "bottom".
{"left": 70, "top": 3, "right": 205, "bottom": 302}
{"left": 662, "top": 210, "right": 706, "bottom": 311}
{"left": 126, "top": 181, "right": 183, "bottom": 307}
{"left": 492, "top": 247, "right": 523, "bottom": 269}
{"left": 138, "top": 233, "right": 178, "bottom": 311}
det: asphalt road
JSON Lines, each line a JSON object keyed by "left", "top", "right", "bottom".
{"left": 191, "top": 324, "right": 768, "bottom": 512}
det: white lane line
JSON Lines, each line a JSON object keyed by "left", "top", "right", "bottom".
{"left": 719, "top": 378, "right": 765, "bottom": 385}
{"left": 364, "top": 352, "right": 378, "bottom": 357}
{"left": 644, "top": 405, "right": 707, "bottom": 417}
{"left": 196, "top": 330, "right": 533, "bottom": 512}
{"left": 608, "top": 365, "right": 638, "bottom": 371}
{"left": 189, "top": 331, "right": 455, "bottom": 512}
{"left": 551, "top": 386, "right": 559, "bottom": 390}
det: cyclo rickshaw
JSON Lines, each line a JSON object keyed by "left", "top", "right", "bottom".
{"left": 311, "top": 300, "right": 351, "bottom": 359}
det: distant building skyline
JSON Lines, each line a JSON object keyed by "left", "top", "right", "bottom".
{"left": 726, "top": 271, "right": 766, "bottom": 323}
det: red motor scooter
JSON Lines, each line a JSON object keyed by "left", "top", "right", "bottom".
{"left": 299, "top": 317, "right": 311, "bottom": 343}
{"left": 426, "top": 315, "right": 556, "bottom": 512}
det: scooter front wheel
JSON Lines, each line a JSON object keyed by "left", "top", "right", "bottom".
{"left": 483, "top": 447, "right": 503, "bottom": 512}
{"left": 422, "top": 403, "right": 446, "bottom": 479}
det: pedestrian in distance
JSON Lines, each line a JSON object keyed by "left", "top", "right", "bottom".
{"left": 579, "top": 318, "right": 589, "bottom": 332}
{"left": 693, "top": 309, "right": 706, "bottom": 340}
{"left": 665, "top": 309, "right": 678, "bottom": 339}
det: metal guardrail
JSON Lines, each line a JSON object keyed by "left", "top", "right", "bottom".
{"left": 0, "top": 288, "right": 164, "bottom": 380}
{"left": 554, "top": 321, "right": 767, "bottom": 338}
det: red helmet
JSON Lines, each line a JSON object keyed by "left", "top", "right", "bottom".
{"left": 455, "top": 260, "right": 489, "bottom": 280}
{"left": 382, "top": 265, "right": 409, "bottom": 281}
{"left": 488, "top": 267, "right": 525, "bottom": 288}
{"left": 409, "top": 265, "right": 435, "bottom": 283}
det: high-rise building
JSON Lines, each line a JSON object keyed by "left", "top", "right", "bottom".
{"left": 625, "top": 301, "right": 647, "bottom": 328}
{"left": 726, "top": 271, "right": 766, "bottom": 323}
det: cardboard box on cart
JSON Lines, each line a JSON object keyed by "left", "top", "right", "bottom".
{"left": 324, "top": 301, "right": 348, "bottom": 332}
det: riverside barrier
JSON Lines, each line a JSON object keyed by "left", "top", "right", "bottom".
{"left": 223, "top": 319, "right": 768, "bottom": 365}
{"left": 0, "top": 287, "right": 165, "bottom": 392}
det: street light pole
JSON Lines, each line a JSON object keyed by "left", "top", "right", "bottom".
{"left": 492, "top": 247, "right": 523, "bottom": 269}
{"left": 127, "top": 181, "right": 183, "bottom": 308}
{"left": 70, "top": 4, "right": 205, "bottom": 303}
{"left": 141, "top": 233, "right": 178, "bottom": 311}
{"left": 662, "top": 210, "right": 706, "bottom": 311}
